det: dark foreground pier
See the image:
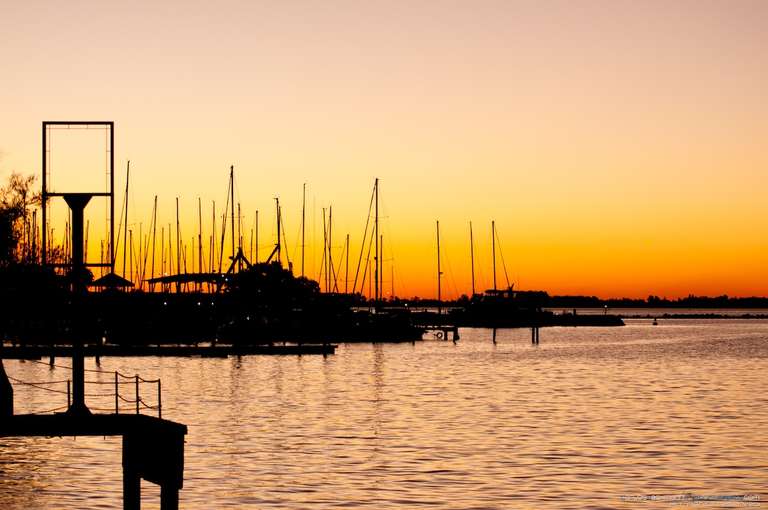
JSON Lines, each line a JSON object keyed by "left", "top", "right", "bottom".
{"left": 0, "top": 343, "right": 337, "bottom": 359}
{"left": 0, "top": 413, "right": 187, "bottom": 510}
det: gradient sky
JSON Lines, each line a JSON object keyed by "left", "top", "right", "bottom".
{"left": 2, "top": 0, "right": 767, "bottom": 298}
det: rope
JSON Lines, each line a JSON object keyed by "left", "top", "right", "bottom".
{"left": 138, "top": 397, "right": 159, "bottom": 410}
{"left": 88, "top": 406, "right": 119, "bottom": 412}
{"left": 30, "top": 359, "right": 157, "bottom": 381}
{"left": 5, "top": 377, "right": 69, "bottom": 385}
{"left": 29, "top": 405, "right": 69, "bottom": 415}
{"left": 7, "top": 377, "right": 69, "bottom": 394}
{"left": 83, "top": 391, "right": 117, "bottom": 397}
{"left": 30, "top": 359, "right": 114, "bottom": 374}
{"left": 14, "top": 359, "right": 163, "bottom": 416}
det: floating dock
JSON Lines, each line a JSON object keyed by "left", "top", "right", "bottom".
{"left": 0, "top": 343, "right": 336, "bottom": 359}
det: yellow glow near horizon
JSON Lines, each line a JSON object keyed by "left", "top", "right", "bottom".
{"left": 1, "top": 1, "right": 767, "bottom": 298}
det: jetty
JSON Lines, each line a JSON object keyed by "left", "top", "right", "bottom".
{"left": 1, "top": 343, "right": 337, "bottom": 359}
{"left": 0, "top": 350, "right": 187, "bottom": 510}
{"left": 0, "top": 413, "right": 186, "bottom": 509}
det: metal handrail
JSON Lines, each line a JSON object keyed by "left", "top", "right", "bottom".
{"left": 8, "top": 369, "right": 162, "bottom": 418}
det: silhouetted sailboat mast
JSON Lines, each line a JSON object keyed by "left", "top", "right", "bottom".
{"left": 150, "top": 196, "right": 157, "bottom": 292}
{"left": 321, "top": 207, "right": 328, "bottom": 291}
{"left": 345, "top": 233, "right": 349, "bottom": 293}
{"left": 351, "top": 180, "right": 376, "bottom": 295}
{"left": 198, "top": 198, "right": 203, "bottom": 282}
{"left": 491, "top": 219, "right": 496, "bottom": 291}
{"left": 122, "top": 160, "right": 130, "bottom": 279}
{"left": 230, "top": 166, "right": 236, "bottom": 268}
{"left": 301, "top": 183, "right": 306, "bottom": 277}
{"left": 265, "top": 197, "right": 281, "bottom": 264}
{"left": 470, "top": 221, "right": 476, "bottom": 296}
{"left": 374, "top": 178, "right": 379, "bottom": 304}
{"left": 436, "top": 220, "right": 442, "bottom": 315}
{"left": 328, "top": 206, "right": 334, "bottom": 290}
{"left": 175, "top": 197, "right": 181, "bottom": 292}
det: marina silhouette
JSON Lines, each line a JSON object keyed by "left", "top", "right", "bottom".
{"left": 2, "top": 2, "right": 767, "bottom": 508}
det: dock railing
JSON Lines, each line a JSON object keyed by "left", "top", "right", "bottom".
{"left": 6, "top": 360, "right": 162, "bottom": 417}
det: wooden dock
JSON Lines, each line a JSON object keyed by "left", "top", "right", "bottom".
{"left": 0, "top": 343, "right": 337, "bottom": 359}
{"left": 0, "top": 413, "right": 187, "bottom": 510}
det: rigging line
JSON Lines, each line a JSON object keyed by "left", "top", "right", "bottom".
{"left": 352, "top": 184, "right": 376, "bottom": 293}
{"left": 280, "top": 211, "right": 292, "bottom": 267}
{"left": 114, "top": 172, "right": 127, "bottom": 267}
{"left": 441, "top": 242, "right": 461, "bottom": 300}
{"left": 140, "top": 198, "right": 156, "bottom": 285}
{"left": 494, "top": 228, "right": 511, "bottom": 289}
{"left": 317, "top": 217, "right": 326, "bottom": 284}
{"left": 218, "top": 174, "right": 231, "bottom": 273}
{"left": 358, "top": 223, "right": 376, "bottom": 297}
{"left": 332, "top": 235, "right": 347, "bottom": 293}
{"left": 328, "top": 208, "right": 338, "bottom": 292}
{"left": 379, "top": 197, "right": 405, "bottom": 296}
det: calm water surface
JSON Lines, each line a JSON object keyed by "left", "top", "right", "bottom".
{"left": 1, "top": 319, "right": 766, "bottom": 509}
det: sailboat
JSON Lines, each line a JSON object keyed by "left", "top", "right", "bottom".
{"left": 456, "top": 222, "right": 624, "bottom": 328}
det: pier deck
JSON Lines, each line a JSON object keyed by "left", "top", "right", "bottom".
{"left": 0, "top": 413, "right": 187, "bottom": 510}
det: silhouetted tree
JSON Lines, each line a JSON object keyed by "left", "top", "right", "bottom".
{"left": 0, "top": 173, "right": 39, "bottom": 266}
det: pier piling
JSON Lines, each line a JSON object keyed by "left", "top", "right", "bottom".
{"left": 0, "top": 358, "right": 12, "bottom": 417}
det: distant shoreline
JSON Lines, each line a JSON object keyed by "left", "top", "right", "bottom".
{"left": 621, "top": 312, "right": 768, "bottom": 320}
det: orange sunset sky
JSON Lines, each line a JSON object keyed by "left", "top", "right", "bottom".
{"left": 1, "top": 0, "right": 766, "bottom": 299}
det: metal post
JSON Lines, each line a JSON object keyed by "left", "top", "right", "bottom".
{"left": 67, "top": 380, "right": 71, "bottom": 409}
{"left": 42, "top": 124, "right": 47, "bottom": 266}
{"left": 135, "top": 375, "right": 139, "bottom": 414}
{"left": 157, "top": 380, "right": 162, "bottom": 419}
{"left": 110, "top": 123, "right": 115, "bottom": 273}
{"left": 63, "top": 194, "right": 92, "bottom": 416}
{"left": 115, "top": 371, "right": 119, "bottom": 414}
